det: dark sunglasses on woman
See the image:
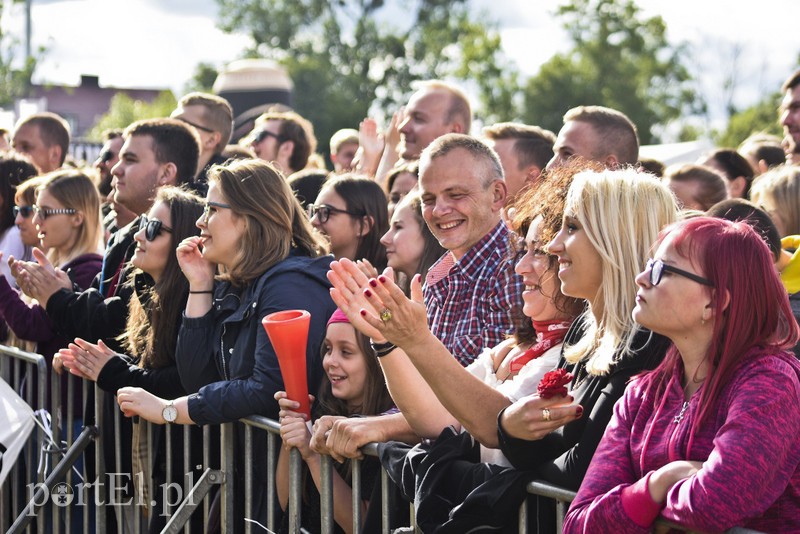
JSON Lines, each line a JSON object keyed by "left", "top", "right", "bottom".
{"left": 139, "top": 215, "right": 173, "bottom": 241}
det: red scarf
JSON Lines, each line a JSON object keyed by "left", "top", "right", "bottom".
{"left": 508, "top": 319, "right": 572, "bottom": 374}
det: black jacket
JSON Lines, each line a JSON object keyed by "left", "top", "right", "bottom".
{"left": 179, "top": 251, "right": 337, "bottom": 424}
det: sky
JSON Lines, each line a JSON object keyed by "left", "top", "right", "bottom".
{"left": 7, "top": 0, "right": 800, "bottom": 129}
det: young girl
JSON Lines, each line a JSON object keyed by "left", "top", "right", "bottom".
{"left": 0, "top": 153, "right": 39, "bottom": 280}
{"left": 275, "top": 309, "right": 393, "bottom": 534}
{"left": 379, "top": 191, "right": 445, "bottom": 293}
{"left": 310, "top": 174, "right": 389, "bottom": 269}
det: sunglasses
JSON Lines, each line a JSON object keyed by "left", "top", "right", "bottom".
{"left": 176, "top": 117, "right": 215, "bottom": 134}
{"left": 97, "top": 149, "right": 114, "bottom": 164}
{"left": 13, "top": 205, "right": 34, "bottom": 218}
{"left": 646, "top": 259, "right": 713, "bottom": 287}
{"left": 252, "top": 130, "right": 284, "bottom": 145}
{"left": 139, "top": 215, "right": 173, "bottom": 241}
{"left": 307, "top": 204, "right": 362, "bottom": 224}
{"left": 32, "top": 206, "right": 77, "bottom": 220}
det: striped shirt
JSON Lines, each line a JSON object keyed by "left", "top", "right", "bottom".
{"left": 424, "top": 221, "right": 523, "bottom": 366}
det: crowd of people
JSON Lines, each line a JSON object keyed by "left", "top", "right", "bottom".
{"left": 1, "top": 67, "right": 800, "bottom": 533}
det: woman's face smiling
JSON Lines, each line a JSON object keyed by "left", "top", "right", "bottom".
{"left": 196, "top": 182, "right": 246, "bottom": 269}
{"left": 380, "top": 202, "right": 426, "bottom": 279}
{"left": 322, "top": 323, "right": 368, "bottom": 409}
{"left": 131, "top": 201, "right": 172, "bottom": 282}
{"left": 32, "top": 188, "right": 81, "bottom": 258}
{"left": 515, "top": 216, "right": 566, "bottom": 321}
{"left": 546, "top": 213, "right": 603, "bottom": 307}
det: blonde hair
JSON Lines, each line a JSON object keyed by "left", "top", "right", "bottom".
{"left": 209, "top": 159, "right": 329, "bottom": 286}
{"left": 562, "top": 168, "right": 677, "bottom": 374}
{"left": 750, "top": 165, "right": 800, "bottom": 237}
{"left": 37, "top": 170, "right": 102, "bottom": 267}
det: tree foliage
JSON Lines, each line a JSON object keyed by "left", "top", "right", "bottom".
{"left": 215, "top": 0, "right": 519, "bottom": 154}
{"left": 86, "top": 92, "right": 177, "bottom": 141}
{"left": 522, "top": 0, "right": 703, "bottom": 144}
{"left": 184, "top": 62, "right": 220, "bottom": 95}
{"left": 716, "top": 93, "right": 783, "bottom": 148}
{"left": 0, "top": 0, "right": 41, "bottom": 107}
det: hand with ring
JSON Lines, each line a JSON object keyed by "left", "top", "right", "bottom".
{"left": 328, "top": 258, "right": 430, "bottom": 349}
{"left": 499, "top": 392, "right": 583, "bottom": 441}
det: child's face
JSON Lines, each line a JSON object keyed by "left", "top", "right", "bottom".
{"left": 322, "top": 323, "right": 368, "bottom": 409}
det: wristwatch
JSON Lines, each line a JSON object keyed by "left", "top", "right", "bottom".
{"left": 162, "top": 400, "right": 178, "bottom": 424}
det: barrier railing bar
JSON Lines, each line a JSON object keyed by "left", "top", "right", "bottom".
{"left": 220, "top": 422, "right": 235, "bottom": 533}
{"left": 244, "top": 423, "right": 253, "bottom": 534}
{"left": 7, "top": 425, "right": 97, "bottom": 534}
{"left": 162, "top": 468, "right": 225, "bottom": 534}
{"left": 267, "top": 429, "right": 278, "bottom": 532}
{"left": 319, "top": 453, "right": 333, "bottom": 534}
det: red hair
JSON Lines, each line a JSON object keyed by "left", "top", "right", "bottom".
{"left": 641, "top": 217, "right": 799, "bottom": 434}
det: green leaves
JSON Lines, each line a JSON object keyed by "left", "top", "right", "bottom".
{"left": 213, "top": 0, "right": 519, "bottom": 156}
{"left": 525, "top": 0, "right": 701, "bottom": 144}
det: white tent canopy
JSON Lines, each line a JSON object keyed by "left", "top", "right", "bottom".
{"left": 639, "top": 139, "right": 716, "bottom": 166}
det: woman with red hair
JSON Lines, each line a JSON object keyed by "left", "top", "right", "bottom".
{"left": 565, "top": 217, "right": 800, "bottom": 533}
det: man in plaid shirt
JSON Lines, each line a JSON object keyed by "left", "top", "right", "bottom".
{"left": 420, "top": 133, "right": 523, "bottom": 365}
{"left": 311, "top": 133, "right": 523, "bottom": 461}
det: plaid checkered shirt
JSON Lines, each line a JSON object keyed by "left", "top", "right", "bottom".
{"left": 423, "top": 221, "right": 523, "bottom": 367}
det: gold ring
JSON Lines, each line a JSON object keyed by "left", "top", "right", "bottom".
{"left": 542, "top": 408, "right": 551, "bottom": 422}
{"left": 379, "top": 308, "right": 392, "bottom": 322}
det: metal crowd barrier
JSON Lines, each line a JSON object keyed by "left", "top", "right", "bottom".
{"left": 0, "top": 342, "right": 771, "bottom": 533}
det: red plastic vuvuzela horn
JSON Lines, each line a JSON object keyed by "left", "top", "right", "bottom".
{"left": 262, "top": 309, "right": 311, "bottom": 418}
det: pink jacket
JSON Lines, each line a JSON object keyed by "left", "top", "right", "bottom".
{"left": 564, "top": 349, "right": 800, "bottom": 533}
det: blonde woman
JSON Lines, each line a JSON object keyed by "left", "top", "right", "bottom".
{"left": 0, "top": 170, "right": 103, "bottom": 430}
{"left": 493, "top": 168, "right": 678, "bottom": 532}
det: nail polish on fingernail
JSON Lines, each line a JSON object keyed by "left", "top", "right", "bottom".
{"left": 378, "top": 275, "right": 387, "bottom": 283}
{"left": 360, "top": 309, "right": 367, "bottom": 316}
{"left": 369, "top": 279, "right": 377, "bottom": 287}
{"left": 364, "top": 289, "right": 372, "bottom": 297}
{"left": 576, "top": 406, "right": 583, "bottom": 417}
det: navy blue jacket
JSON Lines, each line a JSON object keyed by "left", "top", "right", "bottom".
{"left": 178, "top": 252, "right": 337, "bottom": 424}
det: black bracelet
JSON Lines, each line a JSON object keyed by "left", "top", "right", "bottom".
{"left": 370, "top": 340, "right": 397, "bottom": 358}
{"left": 189, "top": 290, "right": 213, "bottom": 294}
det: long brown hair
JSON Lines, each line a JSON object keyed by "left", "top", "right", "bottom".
{"left": 313, "top": 320, "right": 393, "bottom": 483}
{"left": 209, "top": 159, "right": 328, "bottom": 287}
{"left": 121, "top": 187, "right": 204, "bottom": 368}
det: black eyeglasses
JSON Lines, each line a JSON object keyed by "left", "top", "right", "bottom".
{"left": 646, "top": 259, "right": 713, "bottom": 287}
{"left": 176, "top": 117, "right": 215, "bottom": 134}
{"left": 139, "top": 215, "right": 173, "bottom": 241}
{"left": 252, "top": 130, "right": 284, "bottom": 145}
{"left": 202, "top": 201, "right": 232, "bottom": 222}
{"left": 32, "top": 206, "right": 77, "bottom": 220}
{"left": 13, "top": 205, "right": 34, "bottom": 218}
{"left": 307, "top": 204, "right": 361, "bottom": 224}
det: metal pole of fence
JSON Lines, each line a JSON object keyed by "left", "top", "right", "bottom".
{"left": 220, "top": 422, "right": 235, "bottom": 532}
{"left": 244, "top": 423, "right": 253, "bottom": 534}
{"left": 351, "top": 457, "right": 362, "bottom": 533}
{"left": 7, "top": 426, "right": 97, "bottom": 534}
{"left": 202, "top": 424, "right": 210, "bottom": 531}
{"left": 288, "top": 447, "right": 303, "bottom": 533}
{"left": 518, "top": 496, "right": 528, "bottom": 534}
{"left": 267, "top": 430, "right": 277, "bottom": 532}
{"left": 319, "top": 453, "right": 333, "bottom": 534}
{"left": 183, "top": 424, "right": 191, "bottom": 534}
{"left": 380, "top": 465, "right": 393, "bottom": 534}
{"left": 94, "top": 385, "right": 106, "bottom": 532}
